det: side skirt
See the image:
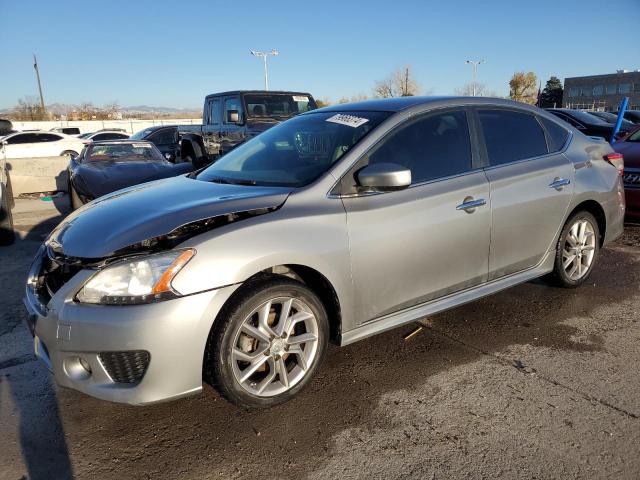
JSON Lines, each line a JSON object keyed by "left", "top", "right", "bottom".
{"left": 339, "top": 251, "right": 555, "bottom": 346}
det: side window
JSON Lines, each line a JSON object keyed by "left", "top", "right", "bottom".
{"left": 207, "top": 99, "right": 221, "bottom": 124}
{"left": 148, "top": 128, "right": 176, "bottom": 145}
{"left": 92, "top": 133, "right": 109, "bottom": 141}
{"left": 369, "top": 110, "right": 472, "bottom": 184}
{"left": 224, "top": 97, "right": 242, "bottom": 124}
{"left": 6, "top": 134, "right": 33, "bottom": 144}
{"left": 37, "top": 133, "right": 62, "bottom": 142}
{"left": 539, "top": 117, "right": 570, "bottom": 152}
{"left": 478, "top": 109, "right": 548, "bottom": 166}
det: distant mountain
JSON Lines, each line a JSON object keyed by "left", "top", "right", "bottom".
{"left": 0, "top": 103, "right": 200, "bottom": 116}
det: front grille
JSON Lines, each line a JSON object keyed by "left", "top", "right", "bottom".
{"left": 99, "top": 350, "right": 150, "bottom": 384}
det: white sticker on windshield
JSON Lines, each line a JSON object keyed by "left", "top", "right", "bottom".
{"left": 132, "top": 143, "right": 151, "bottom": 148}
{"left": 292, "top": 95, "right": 308, "bottom": 102}
{"left": 326, "top": 114, "right": 369, "bottom": 128}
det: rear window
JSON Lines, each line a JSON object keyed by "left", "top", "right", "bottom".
{"left": 244, "top": 94, "right": 316, "bottom": 120}
{"left": 540, "top": 117, "right": 570, "bottom": 152}
{"left": 478, "top": 110, "right": 549, "bottom": 166}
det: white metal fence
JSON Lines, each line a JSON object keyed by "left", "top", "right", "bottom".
{"left": 9, "top": 118, "right": 202, "bottom": 135}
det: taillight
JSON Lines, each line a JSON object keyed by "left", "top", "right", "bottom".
{"left": 605, "top": 153, "right": 624, "bottom": 176}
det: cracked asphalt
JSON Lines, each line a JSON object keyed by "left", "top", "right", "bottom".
{"left": 1, "top": 197, "right": 639, "bottom": 480}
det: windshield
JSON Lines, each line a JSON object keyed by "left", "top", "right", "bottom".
{"left": 244, "top": 94, "right": 316, "bottom": 120}
{"left": 78, "top": 132, "right": 94, "bottom": 139}
{"left": 568, "top": 110, "right": 609, "bottom": 125}
{"left": 626, "top": 128, "right": 640, "bottom": 142}
{"left": 85, "top": 142, "right": 163, "bottom": 162}
{"left": 197, "top": 111, "right": 390, "bottom": 187}
{"left": 129, "top": 129, "right": 154, "bottom": 140}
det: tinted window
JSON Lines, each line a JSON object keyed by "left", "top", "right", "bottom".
{"left": 593, "top": 85, "right": 604, "bottom": 96}
{"left": 130, "top": 129, "right": 154, "bottom": 140}
{"left": 224, "top": 97, "right": 242, "bottom": 123}
{"left": 38, "top": 133, "right": 62, "bottom": 142}
{"left": 540, "top": 117, "right": 570, "bottom": 152}
{"left": 148, "top": 128, "right": 176, "bottom": 145}
{"left": 369, "top": 110, "right": 472, "bottom": 184}
{"left": 605, "top": 84, "right": 616, "bottom": 95}
{"left": 479, "top": 110, "right": 548, "bottom": 166}
{"left": 6, "top": 133, "right": 38, "bottom": 144}
{"left": 208, "top": 99, "right": 221, "bottom": 124}
{"left": 93, "top": 133, "right": 128, "bottom": 141}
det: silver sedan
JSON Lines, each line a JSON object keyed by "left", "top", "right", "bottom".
{"left": 24, "top": 97, "right": 625, "bottom": 408}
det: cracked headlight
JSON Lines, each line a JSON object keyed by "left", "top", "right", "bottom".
{"left": 76, "top": 249, "right": 195, "bottom": 305}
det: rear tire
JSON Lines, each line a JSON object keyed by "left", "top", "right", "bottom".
{"left": 547, "top": 211, "right": 600, "bottom": 288}
{"left": 206, "top": 276, "right": 329, "bottom": 409}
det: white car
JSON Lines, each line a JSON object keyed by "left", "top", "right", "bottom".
{"left": 0, "top": 130, "right": 87, "bottom": 159}
{"left": 78, "top": 130, "right": 130, "bottom": 142}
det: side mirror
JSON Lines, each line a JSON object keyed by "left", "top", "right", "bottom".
{"left": 227, "top": 110, "right": 243, "bottom": 125}
{"left": 357, "top": 162, "right": 411, "bottom": 191}
{"left": 164, "top": 152, "right": 176, "bottom": 162}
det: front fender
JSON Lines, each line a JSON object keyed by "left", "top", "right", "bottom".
{"left": 171, "top": 199, "right": 355, "bottom": 331}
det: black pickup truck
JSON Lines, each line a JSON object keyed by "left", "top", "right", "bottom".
{"left": 178, "top": 90, "right": 316, "bottom": 166}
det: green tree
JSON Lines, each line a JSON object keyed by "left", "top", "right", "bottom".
{"left": 509, "top": 71, "right": 538, "bottom": 104}
{"left": 539, "top": 76, "right": 563, "bottom": 108}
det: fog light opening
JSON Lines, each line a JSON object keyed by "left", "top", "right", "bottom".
{"left": 63, "top": 356, "right": 92, "bottom": 381}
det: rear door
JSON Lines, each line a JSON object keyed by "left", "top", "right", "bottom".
{"left": 342, "top": 108, "right": 491, "bottom": 324}
{"left": 476, "top": 108, "right": 574, "bottom": 279}
{"left": 148, "top": 127, "right": 178, "bottom": 158}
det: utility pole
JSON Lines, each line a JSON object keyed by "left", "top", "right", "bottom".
{"left": 465, "top": 59, "right": 485, "bottom": 96}
{"left": 250, "top": 49, "right": 279, "bottom": 90}
{"left": 33, "top": 54, "right": 46, "bottom": 117}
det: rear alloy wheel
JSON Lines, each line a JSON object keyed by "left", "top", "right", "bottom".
{"left": 549, "top": 211, "right": 599, "bottom": 288}
{"left": 208, "top": 277, "right": 328, "bottom": 409}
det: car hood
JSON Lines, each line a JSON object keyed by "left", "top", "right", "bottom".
{"left": 49, "top": 175, "right": 293, "bottom": 258}
{"left": 612, "top": 141, "right": 640, "bottom": 167}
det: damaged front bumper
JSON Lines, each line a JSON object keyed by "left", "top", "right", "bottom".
{"left": 23, "top": 245, "right": 239, "bottom": 405}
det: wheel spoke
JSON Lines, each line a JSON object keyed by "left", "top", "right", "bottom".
{"left": 241, "top": 323, "right": 271, "bottom": 343}
{"left": 576, "top": 258, "right": 583, "bottom": 277}
{"left": 582, "top": 245, "right": 595, "bottom": 252}
{"left": 258, "top": 300, "right": 276, "bottom": 337}
{"left": 239, "top": 355, "right": 269, "bottom": 383}
{"left": 288, "top": 345, "right": 308, "bottom": 371}
{"left": 578, "top": 221, "right": 587, "bottom": 244}
{"left": 232, "top": 344, "right": 268, "bottom": 363}
{"left": 566, "top": 234, "right": 578, "bottom": 248}
{"left": 563, "top": 254, "right": 576, "bottom": 270}
{"left": 276, "top": 357, "right": 289, "bottom": 388}
{"left": 287, "top": 332, "right": 317, "bottom": 346}
{"left": 284, "top": 311, "right": 314, "bottom": 337}
{"left": 274, "top": 298, "right": 293, "bottom": 336}
{"left": 568, "top": 262, "right": 578, "bottom": 279}
{"left": 255, "top": 357, "right": 277, "bottom": 394}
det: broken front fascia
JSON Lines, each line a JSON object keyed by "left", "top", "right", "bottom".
{"left": 48, "top": 206, "right": 279, "bottom": 269}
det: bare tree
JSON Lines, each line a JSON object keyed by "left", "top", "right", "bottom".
{"left": 373, "top": 65, "right": 421, "bottom": 98}
{"left": 8, "top": 96, "right": 46, "bottom": 120}
{"left": 454, "top": 82, "right": 498, "bottom": 97}
{"left": 509, "top": 72, "right": 538, "bottom": 104}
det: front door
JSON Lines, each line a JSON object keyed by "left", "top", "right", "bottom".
{"left": 342, "top": 109, "right": 491, "bottom": 324}
{"left": 220, "top": 96, "right": 245, "bottom": 156}
{"left": 476, "top": 108, "right": 575, "bottom": 279}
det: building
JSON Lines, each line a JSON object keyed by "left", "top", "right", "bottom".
{"left": 564, "top": 70, "right": 640, "bottom": 112}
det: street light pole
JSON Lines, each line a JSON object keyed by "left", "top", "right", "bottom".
{"left": 250, "top": 49, "right": 279, "bottom": 90}
{"left": 465, "top": 59, "right": 485, "bottom": 96}
{"left": 33, "top": 54, "right": 46, "bottom": 116}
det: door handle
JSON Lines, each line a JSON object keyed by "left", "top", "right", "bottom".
{"left": 456, "top": 197, "right": 486, "bottom": 212}
{"left": 549, "top": 177, "right": 571, "bottom": 190}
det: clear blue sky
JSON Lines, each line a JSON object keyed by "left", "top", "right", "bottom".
{"left": 1, "top": 0, "right": 639, "bottom": 109}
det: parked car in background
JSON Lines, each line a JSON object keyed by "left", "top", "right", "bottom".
{"left": 25, "top": 97, "right": 624, "bottom": 408}
{"left": 78, "top": 130, "right": 130, "bottom": 142}
{"left": 67, "top": 140, "right": 194, "bottom": 209}
{"left": 0, "top": 141, "right": 15, "bottom": 245}
{"left": 621, "top": 110, "right": 640, "bottom": 124}
{"left": 0, "top": 130, "right": 87, "bottom": 158}
{"left": 179, "top": 90, "right": 317, "bottom": 167}
{"left": 587, "top": 111, "right": 636, "bottom": 131}
{"left": 129, "top": 126, "right": 180, "bottom": 161}
{"left": 51, "top": 126, "right": 81, "bottom": 135}
{"left": 546, "top": 108, "right": 626, "bottom": 140}
{"left": 613, "top": 125, "right": 640, "bottom": 222}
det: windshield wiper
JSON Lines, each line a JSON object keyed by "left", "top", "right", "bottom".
{"left": 208, "top": 176, "right": 258, "bottom": 186}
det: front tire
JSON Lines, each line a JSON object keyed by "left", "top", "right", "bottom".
{"left": 548, "top": 211, "right": 600, "bottom": 288}
{"left": 207, "top": 276, "right": 329, "bottom": 409}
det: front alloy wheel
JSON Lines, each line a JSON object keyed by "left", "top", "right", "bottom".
{"left": 208, "top": 276, "right": 328, "bottom": 408}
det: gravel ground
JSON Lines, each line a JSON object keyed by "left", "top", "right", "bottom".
{"left": 1, "top": 197, "right": 639, "bottom": 480}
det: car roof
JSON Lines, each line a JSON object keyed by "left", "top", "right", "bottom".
{"left": 311, "top": 96, "right": 544, "bottom": 114}
{"left": 205, "top": 90, "right": 313, "bottom": 99}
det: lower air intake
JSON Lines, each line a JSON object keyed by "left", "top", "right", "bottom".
{"left": 99, "top": 350, "right": 150, "bottom": 384}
